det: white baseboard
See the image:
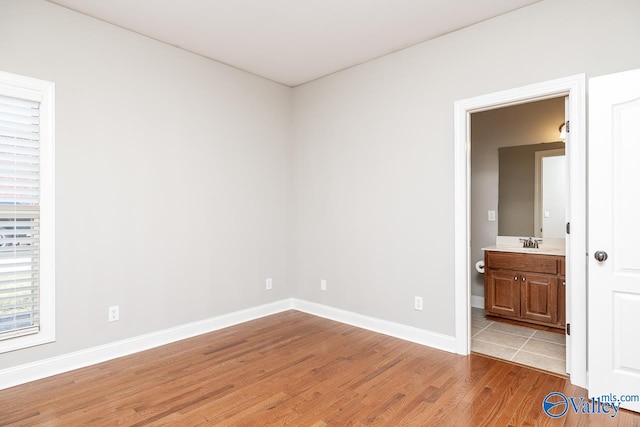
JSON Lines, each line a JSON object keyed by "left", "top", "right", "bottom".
{"left": 0, "top": 298, "right": 457, "bottom": 390}
{"left": 292, "top": 299, "right": 456, "bottom": 353}
{"left": 470, "top": 295, "right": 485, "bottom": 309}
{"left": 0, "top": 299, "right": 294, "bottom": 391}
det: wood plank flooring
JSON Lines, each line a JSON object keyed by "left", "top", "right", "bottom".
{"left": 1, "top": 310, "right": 639, "bottom": 426}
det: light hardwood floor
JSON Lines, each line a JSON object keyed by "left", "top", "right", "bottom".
{"left": 1, "top": 311, "right": 639, "bottom": 426}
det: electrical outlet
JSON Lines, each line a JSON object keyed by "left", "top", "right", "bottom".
{"left": 108, "top": 305, "right": 120, "bottom": 322}
{"left": 414, "top": 297, "right": 423, "bottom": 311}
{"left": 266, "top": 278, "right": 273, "bottom": 290}
{"left": 320, "top": 279, "right": 327, "bottom": 291}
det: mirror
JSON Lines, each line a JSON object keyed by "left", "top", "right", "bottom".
{"left": 498, "top": 142, "right": 565, "bottom": 238}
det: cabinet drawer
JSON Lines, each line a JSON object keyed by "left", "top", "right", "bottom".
{"left": 485, "top": 251, "right": 560, "bottom": 275}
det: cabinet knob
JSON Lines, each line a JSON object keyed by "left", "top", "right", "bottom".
{"left": 522, "top": 277, "right": 526, "bottom": 281}
{"left": 514, "top": 276, "right": 518, "bottom": 281}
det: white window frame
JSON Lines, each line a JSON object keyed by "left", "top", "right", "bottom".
{"left": 0, "top": 71, "right": 55, "bottom": 353}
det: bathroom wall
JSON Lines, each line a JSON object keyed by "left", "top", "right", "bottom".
{"left": 470, "top": 98, "right": 565, "bottom": 298}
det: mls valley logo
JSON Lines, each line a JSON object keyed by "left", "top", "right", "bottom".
{"left": 542, "top": 392, "right": 620, "bottom": 419}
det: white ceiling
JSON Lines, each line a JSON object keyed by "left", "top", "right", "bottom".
{"left": 47, "top": 0, "right": 540, "bottom": 87}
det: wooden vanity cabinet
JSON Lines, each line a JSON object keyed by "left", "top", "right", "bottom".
{"left": 484, "top": 250, "right": 565, "bottom": 329}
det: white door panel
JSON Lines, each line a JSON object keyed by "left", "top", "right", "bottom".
{"left": 614, "top": 99, "right": 640, "bottom": 273}
{"left": 589, "top": 68, "right": 640, "bottom": 412}
{"left": 613, "top": 294, "right": 640, "bottom": 374}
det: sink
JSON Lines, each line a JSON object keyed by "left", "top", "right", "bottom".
{"left": 482, "top": 236, "right": 566, "bottom": 256}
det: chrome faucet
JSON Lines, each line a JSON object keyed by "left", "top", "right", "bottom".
{"left": 520, "top": 237, "right": 541, "bottom": 249}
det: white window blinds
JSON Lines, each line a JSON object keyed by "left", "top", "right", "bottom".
{"left": 0, "top": 93, "right": 41, "bottom": 340}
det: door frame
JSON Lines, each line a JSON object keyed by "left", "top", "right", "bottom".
{"left": 453, "top": 74, "right": 587, "bottom": 388}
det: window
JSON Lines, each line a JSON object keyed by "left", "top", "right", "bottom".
{"left": 0, "top": 71, "right": 55, "bottom": 353}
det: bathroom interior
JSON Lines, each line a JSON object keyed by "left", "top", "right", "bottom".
{"left": 470, "top": 96, "right": 568, "bottom": 376}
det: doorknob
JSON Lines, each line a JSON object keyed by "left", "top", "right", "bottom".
{"left": 594, "top": 251, "right": 608, "bottom": 262}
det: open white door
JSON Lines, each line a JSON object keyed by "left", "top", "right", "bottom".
{"left": 589, "top": 68, "right": 640, "bottom": 412}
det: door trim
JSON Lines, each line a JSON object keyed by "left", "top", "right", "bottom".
{"left": 453, "top": 75, "right": 587, "bottom": 388}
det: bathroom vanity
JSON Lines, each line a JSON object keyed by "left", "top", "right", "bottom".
{"left": 483, "top": 238, "right": 565, "bottom": 330}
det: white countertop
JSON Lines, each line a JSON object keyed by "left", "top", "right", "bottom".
{"left": 482, "top": 236, "right": 565, "bottom": 256}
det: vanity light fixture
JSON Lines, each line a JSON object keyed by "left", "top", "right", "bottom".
{"left": 559, "top": 122, "right": 567, "bottom": 141}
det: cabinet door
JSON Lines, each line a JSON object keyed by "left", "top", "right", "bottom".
{"left": 485, "top": 269, "right": 520, "bottom": 318}
{"left": 521, "top": 273, "right": 558, "bottom": 324}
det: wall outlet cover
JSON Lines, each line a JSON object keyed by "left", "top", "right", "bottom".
{"left": 108, "top": 306, "right": 120, "bottom": 322}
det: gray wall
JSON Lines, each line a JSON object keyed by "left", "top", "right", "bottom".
{"left": 0, "top": 0, "right": 291, "bottom": 368}
{"left": 291, "top": 0, "right": 640, "bottom": 335}
{"left": 1, "top": 0, "right": 640, "bottom": 371}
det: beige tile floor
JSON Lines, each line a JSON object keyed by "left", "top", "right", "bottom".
{"left": 471, "top": 307, "right": 567, "bottom": 376}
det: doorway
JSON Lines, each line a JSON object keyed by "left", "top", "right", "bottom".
{"left": 453, "top": 75, "right": 588, "bottom": 389}
{"left": 469, "top": 97, "right": 567, "bottom": 375}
